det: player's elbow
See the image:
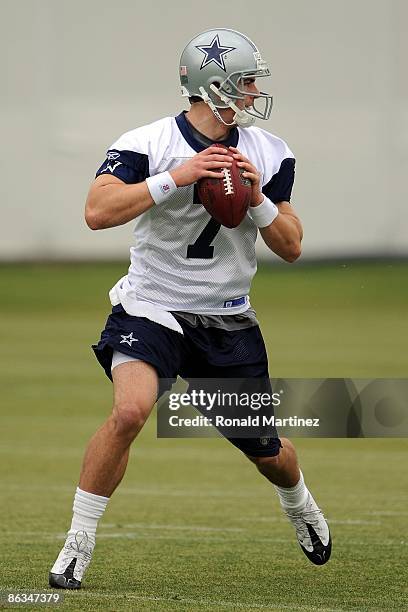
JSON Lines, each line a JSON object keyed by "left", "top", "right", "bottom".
{"left": 85, "top": 209, "right": 102, "bottom": 230}
{"left": 282, "top": 242, "right": 302, "bottom": 263}
{"left": 85, "top": 199, "right": 105, "bottom": 230}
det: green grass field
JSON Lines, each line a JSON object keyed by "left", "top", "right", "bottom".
{"left": 1, "top": 262, "right": 407, "bottom": 611}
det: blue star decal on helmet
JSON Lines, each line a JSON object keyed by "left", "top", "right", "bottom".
{"left": 196, "top": 35, "right": 236, "bottom": 72}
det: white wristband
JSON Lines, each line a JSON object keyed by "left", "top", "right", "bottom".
{"left": 248, "top": 195, "right": 279, "bottom": 228}
{"left": 146, "top": 171, "right": 177, "bottom": 205}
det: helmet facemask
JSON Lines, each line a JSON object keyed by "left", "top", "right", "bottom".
{"left": 214, "top": 68, "right": 273, "bottom": 122}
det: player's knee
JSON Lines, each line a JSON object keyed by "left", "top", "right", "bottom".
{"left": 111, "top": 402, "right": 148, "bottom": 440}
{"left": 248, "top": 454, "right": 281, "bottom": 474}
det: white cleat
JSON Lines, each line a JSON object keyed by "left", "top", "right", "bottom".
{"left": 284, "top": 493, "right": 332, "bottom": 565}
{"left": 49, "top": 530, "right": 94, "bottom": 589}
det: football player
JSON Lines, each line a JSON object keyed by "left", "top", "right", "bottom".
{"left": 49, "top": 28, "right": 331, "bottom": 590}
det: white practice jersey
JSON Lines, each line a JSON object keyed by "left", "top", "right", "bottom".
{"left": 96, "top": 113, "right": 295, "bottom": 316}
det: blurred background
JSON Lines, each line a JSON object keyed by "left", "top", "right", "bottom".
{"left": 1, "top": 0, "right": 407, "bottom": 261}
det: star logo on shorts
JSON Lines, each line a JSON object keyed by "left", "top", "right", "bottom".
{"left": 196, "top": 35, "right": 236, "bottom": 71}
{"left": 120, "top": 332, "right": 139, "bottom": 347}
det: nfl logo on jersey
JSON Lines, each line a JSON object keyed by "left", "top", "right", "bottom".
{"left": 160, "top": 183, "right": 171, "bottom": 195}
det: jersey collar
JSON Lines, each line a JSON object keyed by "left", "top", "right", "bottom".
{"left": 175, "top": 111, "right": 239, "bottom": 152}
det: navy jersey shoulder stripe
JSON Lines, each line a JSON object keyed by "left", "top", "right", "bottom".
{"left": 96, "top": 149, "right": 150, "bottom": 184}
{"left": 262, "top": 157, "right": 295, "bottom": 203}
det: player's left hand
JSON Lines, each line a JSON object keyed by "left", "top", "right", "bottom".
{"left": 228, "top": 147, "right": 264, "bottom": 206}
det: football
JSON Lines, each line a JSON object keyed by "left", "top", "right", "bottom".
{"left": 197, "top": 144, "right": 252, "bottom": 228}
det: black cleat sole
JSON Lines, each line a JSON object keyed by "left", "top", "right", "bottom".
{"left": 49, "top": 558, "right": 82, "bottom": 589}
{"left": 49, "top": 571, "right": 82, "bottom": 589}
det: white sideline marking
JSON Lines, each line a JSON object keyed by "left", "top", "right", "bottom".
{"left": 85, "top": 533, "right": 255, "bottom": 542}
{"left": 81, "top": 591, "right": 347, "bottom": 612}
{"left": 118, "top": 486, "right": 261, "bottom": 498}
{"left": 0, "top": 530, "right": 293, "bottom": 544}
{"left": 326, "top": 519, "right": 381, "bottom": 525}
{"left": 99, "top": 522, "right": 244, "bottom": 532}
{"left": 56, "top": 532, "right": 295, "bottom": 544}
{"left": 2, "top": 482, "right": 261, "bottom": 499}
{"left": 3, "top": 531, "right": 405, "bottom": 548}
{"left": 63, "top": 532, "right": 406, "bottom": 546}
{"left": 236, "top": 516, "right": 382, "bottom": 526}
{"left": 0, "top": 445, "right": 239, "bottom": 464}
{"left": 235, "top": 516, "right": 281, "bottom": 523}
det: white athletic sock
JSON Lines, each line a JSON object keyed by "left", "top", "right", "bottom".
{"left": 274, "top": 470, "right": 309, "bottom": 513}
{"left": 68, "top": 487, "right": 109, "bottom": 542}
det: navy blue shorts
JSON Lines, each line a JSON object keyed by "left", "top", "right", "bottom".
{"left": 92, "top": 305, "right": 281, "bottom": 457}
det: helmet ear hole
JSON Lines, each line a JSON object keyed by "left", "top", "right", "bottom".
{"left": 205, "top": 79, "right": 229, "bottom": 109}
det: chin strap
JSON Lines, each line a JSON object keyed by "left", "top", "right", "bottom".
{"left": 198, "top": 86, "right": 255, "bottom": 128}
{"left": 209, "top": 84, "right": 256, "bottom": 127}
{"left": 198, "top": 87, "right": 235, "bottom": 126}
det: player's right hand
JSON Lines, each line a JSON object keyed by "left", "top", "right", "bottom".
{"left": 169, "top": 146, "right": 233, "bottom": 187}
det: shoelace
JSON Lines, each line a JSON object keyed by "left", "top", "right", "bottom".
{"left": 60, "top": 531, "right": 93, "bottom": 572}
{"left": 69, "top": 531, "right": 91, "bottom": 553}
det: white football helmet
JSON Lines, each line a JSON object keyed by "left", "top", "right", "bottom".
{"left": 179, "top": 28, "right": 273, "bottom": 127}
